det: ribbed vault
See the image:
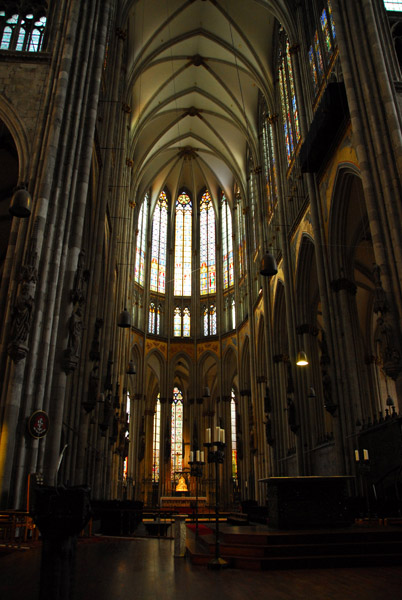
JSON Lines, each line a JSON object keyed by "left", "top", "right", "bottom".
{"left": 124, "top": 0, "right": 296, "bottom": 208}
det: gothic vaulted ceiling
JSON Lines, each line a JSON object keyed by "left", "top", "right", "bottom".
{"left": 125, "top": 0, "right": 295, "bottom": 208}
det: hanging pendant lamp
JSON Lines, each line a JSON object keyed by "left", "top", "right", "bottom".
{"left": 260, "top": 251, "right": 278, "bottom": 277}
{"left": 296, "top": 351, "right": 309, "bottom": 366}
{"left": 126, "top": 360, "right": 136, "bottom": 375}
{"left": 118, "top": 307, "right": 131, "bottom": 328}
{"left": 9, "top": 186, "right": 32, "bottom": 218}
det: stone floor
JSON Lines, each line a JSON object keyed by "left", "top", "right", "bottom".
{"left": 1, "top": 535, "right": 402, "bottom": 600}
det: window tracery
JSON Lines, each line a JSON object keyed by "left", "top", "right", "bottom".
{"left": 0, "top": 6, "right": 47, "bottom": 52}
{"left": 200, "top": 189, "right": 216, "bottom": 296}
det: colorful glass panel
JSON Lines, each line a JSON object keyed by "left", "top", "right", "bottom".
{"left": 174, "top": 192, "right": 192, "bottom": 296}
{"left": 203, "top": 306, "right": 208, "bottom": 336}
{"left": 327, "top": 1, "right": 336, "bottom": 40}
{"left": 222, "top": 193, "right": 234, "bottom": 289}
{"left": 152, "top": 398, "right": 161, "bottom": 482}
{"left": 210, "top": 304, "right": 217, "bottom": 335}
{"left": 309, "top": 46, "right": 319, "bottom": 93}
{"left": 200, "top": 190, "right": 216, "bottom": 295}
{"left": 183, "top": 307, "right": 191, "bottom": 337}
{"left": 174, "top": 306, "right": 181, "bottom": 337}
{"left": 231, "top": 392, "right": 237, "bottom": 480}
{"left": 150, "top": 191, "right": 168, "bottom": 293}
{"left": 149, "top": 302, "right": 155, "bottom": 333}
{"left": 171, "top": 388, "right": 183, "bottom": 480}
{"left": 135, "top": 194, "right": 148, "bottom": 286}
{"left": 314, "top": 31, "right": 324, "bottom": 78}
{"left": 320, "top": 8, "right": 332, "bottom": 54}
{"left": 231, "top": 297, "right": 236, "bottom": 329}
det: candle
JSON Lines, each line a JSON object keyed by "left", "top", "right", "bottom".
{"left": 196, "top": 450, "right": 200, "bottom": 462}
{"left": 206, "top": 428, "right": 211, "bottom": 443}
{"left": 200, "top": 451, "right": 204, "bottom": 462}
{"left": 190, "top": 451, "right": 194, "bottom": 462}
{"left": 354, "top": 450, "right": 359, "bottom": 462}
{"left": 363, "top": 449, "right": 369, "bottom": 461}
{"left": 215, "top": 426, "right": 220, "bottom": 442}
{"left": 220, "top": 429, "right": 225, "bottom": 443}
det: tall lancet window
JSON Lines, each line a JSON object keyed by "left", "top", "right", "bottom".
{"left": 200, "top": 190, "right": 216, "bottom": 295}
{"left": 248, "top": 161, "right": 258, "bottom": 253}
{"left": 235, "top": 187, "right": 247, "bottom": 279}
{"left": 148, "top": 302, "right": 161, "bottom": 335}
{"left": 174, "top": 306, "right": 191, "bottom": 337}
{"left": 308, "top": 1, "right": 337, "bottom": 97}
{"left": 152, "top": 396, "right": 161, "bottom": 482}
{"left": 134, "top": 193, "right": 149, "bottom": 287}
{"left": 221, "top": 192, "right": 234, "bottom": 289}
{"left": 278, "top": 36, "right": 301, "bottom": 165}
{"left": 174, "top": 191, "right": 192, "bottom": 296}
{"left": 150, "top": 190, "right": 168, "bottom": 294}
{"left": 203, "top": 303, "right": 217, "bottom": 336}
{"left": 261, "top": 101, "right": 278, "bottom": 222}
{"left": 230, "top": 389, "right": 238, "bottom": 480}
{"left": 171, "top": 387, "right": 183, "bottom": 480}
{"left": 0, "top": 13, "right": 47, "bottom": 52}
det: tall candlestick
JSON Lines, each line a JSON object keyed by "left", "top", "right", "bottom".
{"left": 354, "top": 450, "right": 359, "bottom": 462}
{"left": 200, "top": 451, "right": 204, "bottom": 462}
{"left": 190, "top": 451, "right": 194, "bottom": 462}
{"left": 363, "top": 449, "right": 369, "bottom": 461}
{"left": 215, "top": 426, "right": 220, "bottom": 442}
{"left": 206, "top": 428, "right": 211, "bottom": 443}
{"left": 220, "top": 429, "right": 225, "bottom": 443}
{"left": 196, "top": 450, "right": 200, "bottom": 461}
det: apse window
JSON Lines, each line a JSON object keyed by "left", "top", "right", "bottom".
{"left": 384, "top": 2, "right": 402, "bottom": 10}
{"left": 0, "top": 13, "right": 47, "bottom": 52}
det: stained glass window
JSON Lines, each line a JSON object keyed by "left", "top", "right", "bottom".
{"left": 183, "top": 307, "right": 191, "bottom": 337}
{"left": 203, "top": 303, "right": 216, "bottom": 336}
{"left": 135, "top": 193, "right": 149, "bottom": 286}
{"left": 320, "top": 8, "right": 333, "bottom": 55}
{"left": 150, "top": 191, "right": 168, "bottom": 293}
{"left": 123, "top": 392, "right": 131, "bottom": 480}
{"left": 149, "top": 302, "right": 156, "bottom": 333}
{"left": 200, "top": 190, "right": 216, "bottom": 295}
{"left": 261, "top": 104, "right": 278, "bottom": 222}
{"left": 174, "top": 191, "right": 192, "bottom": 296}
{"left": 248, "top": 163, "right": 258, "bottom": 252}
{"left": 174, "top": 306, "right": 190, "bottom": 337}
{"left": 171, "top": 388, "right": 183, "bottom": 480}
{"left": 231, "top": 297, "right": 236, "bottom": 329}
{"left": 308, "top": 2, "right": 337, "bottom": 98}
{"left": 236, "top": 189, "right": 247, "bottom": 279}
{"left": 0, "top": 13, "right": 46, "bottom": 52}
{"left": 222, "top": 192, "right": 234, "bottom": 289}
{"left": 385, "top": 1, "right": 402, "bottom": 10}
{"left": 174, "top": 306, "right": 181, "bottom": 337}
{"left": 279, "top": 36, "right": 300, "bottom": 164}
{"left": 148, "top": 302, "right": 161, "bottom": 334}
{"left": 152, "top": 397, "right": 161, "bottom": 482}
{"left": 231, "top": 390, "right": 237, "bottom": 480}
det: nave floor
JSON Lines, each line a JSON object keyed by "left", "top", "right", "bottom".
{"left": 1, "top": 535, "right": 402, "bottom": 600}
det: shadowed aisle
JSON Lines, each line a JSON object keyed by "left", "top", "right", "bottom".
{"left": 1, "top": 537, "right": 402, "bottom": 600}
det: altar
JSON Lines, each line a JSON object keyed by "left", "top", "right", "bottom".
{"left": 259, "top": 476, "right": 355, "bottom": 529}
{"left": 160, "top": 496, "right": 208, "bottom": 513}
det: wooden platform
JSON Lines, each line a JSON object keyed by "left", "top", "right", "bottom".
{"left": 186, "top": 522, "right": 402, "bottom": 570}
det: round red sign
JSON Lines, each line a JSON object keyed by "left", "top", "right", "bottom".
{"left": 28, "top": 410, "right": 50, "bottom": 439}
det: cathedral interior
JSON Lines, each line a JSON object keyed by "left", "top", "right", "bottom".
{"left": 1, "top": 0, "right": 402, "bottom": 547}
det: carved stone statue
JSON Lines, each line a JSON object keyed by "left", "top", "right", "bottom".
{"left": 8, "top": 281, "right": 35, "bottom": 362}
{"left": 67, "top": 306, "right": 83, "bottom": 358}
{"left": 10, "top": 282, "right": 34, "bottom": 344}
{"left": 176, "top": 476, "right": 188, "bottom": 492}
